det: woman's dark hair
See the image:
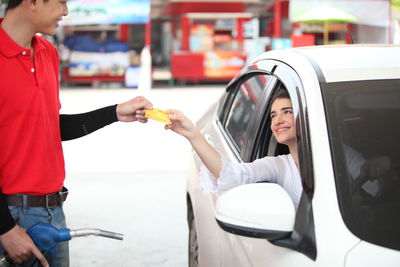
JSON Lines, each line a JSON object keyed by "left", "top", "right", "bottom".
{"left": 269, "top": 86, "right": 291, "bottom": 155}
{"left": 271, "top": 86, "right": 290, "bottom": 104}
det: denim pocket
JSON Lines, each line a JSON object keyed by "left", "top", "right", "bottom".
{"left": 16, "top": 207, "right": 50, "bottom": 229}
{"left": 47, "top": 206, "right": 67, "bottom": 229}
{"left": 8, "top": 205, "right": 20, "bottom": 220}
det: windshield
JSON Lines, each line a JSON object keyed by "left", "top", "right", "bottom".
{"left": 322, "top": 79, "right": 400, "bottom": 251}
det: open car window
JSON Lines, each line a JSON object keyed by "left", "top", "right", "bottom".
{"left": 248, "top": 68, "right": 317, "bottom": 259}
{"left": 251, "top": 81, "right": 292, "bottom": 160}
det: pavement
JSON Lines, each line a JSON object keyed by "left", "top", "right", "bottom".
{"left": 59, "top": 85, "right": 225, "bottom": 266}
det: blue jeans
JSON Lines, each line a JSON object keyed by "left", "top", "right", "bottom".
{"left": 0, "top": 205, "right": 69, "bottom": 267}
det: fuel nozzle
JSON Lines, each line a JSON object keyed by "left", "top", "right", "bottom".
{"left": 0, "top": 223, "right": 123, "bottom": 266}
{"left": 27, "top": 223, "right": 124, "bottom": 255}
{"left": 0, "top": 254, "right": 13, "bottom": 267}
{"left": 69, "top": 228, "right": 123, "bottom": 240}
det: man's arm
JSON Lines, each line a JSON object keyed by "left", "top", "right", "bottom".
{"left": 60, "top": 96, "right": 153, "bottom": 141}
{"left": 60, "top": 105, "right": 118, "bottom": 141}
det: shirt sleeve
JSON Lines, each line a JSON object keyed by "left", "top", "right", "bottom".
{"left": 60, "top": 105, "right": 118, "bottom": 141}
{"left": 199, "top": 154, "right": 280, "bottom": 192}
{"left": 0, "top": 191, "right": 15, "bottom": 235}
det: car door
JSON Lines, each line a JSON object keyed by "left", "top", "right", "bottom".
{"left": 212, "top": 68, "right": 277, "bottom": 267}
{"left": 217, "top": 60, "right": 318, "bottom": 267}
{"left": 190, "top": 64, "right": 277, "bottom": 267}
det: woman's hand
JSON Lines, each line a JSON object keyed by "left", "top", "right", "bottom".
{"left": 165, "top": 109, "right": 222, "bottom": 177}
{"left": 165, "top": 109, "right": 198, "bottom": 140}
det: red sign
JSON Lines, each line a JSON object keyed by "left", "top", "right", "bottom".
{"left": 204, "top": 51, "right": 246, "bottom": 78}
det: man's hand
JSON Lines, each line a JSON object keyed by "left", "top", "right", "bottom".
{"left": 360, "top": 155, "right": 391, "bottom": 180}
{"left": 116, "top": 96, "right": 153, "bottom": 123}
{"left": 0, "top": 225, "right": 48, "bottom": 267}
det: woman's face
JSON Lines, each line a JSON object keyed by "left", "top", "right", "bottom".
{"left": 270, "top": 98, "right": 296, "bottom": 146}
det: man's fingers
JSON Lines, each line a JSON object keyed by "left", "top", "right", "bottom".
{"left": 137, "top": 118, "right": 148, "bottom": 123}
{"left": 31, "top": 246, "right": 49, "bottom": 267}
{"left": 10, "top": 246, "right": 33, "bottom": 264}
{"left": 135, "top": 110, "right": 147, "bottom": 122}
{"left": 136, "top": 109, "right": 146, "bottom": 115}
{"left": 134, "top": 96, "right": 152, "bottom": 110}
{"left": 367, "top": 156, "right": 391, "bottom": 179}
{"left": 10, "top": 254, "right": 24, "bottom": 264}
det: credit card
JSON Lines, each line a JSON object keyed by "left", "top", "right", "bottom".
{"left": 144, "top": 108, "right": 171, "bottom": 124}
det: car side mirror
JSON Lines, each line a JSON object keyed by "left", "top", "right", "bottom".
{"left": 215, "top": 183, "right": 295, "bottom": 240}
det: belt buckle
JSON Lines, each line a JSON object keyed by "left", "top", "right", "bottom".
{"left": 45, "top": 188, "right": 68, "bottom": 208}
{"left": 45, "top": 192, "right": 59, "bottom": 208}
{"left": 45, "top": 193, "right": 52, "bottom": 209}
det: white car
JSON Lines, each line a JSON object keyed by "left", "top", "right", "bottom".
{"left": 186, "top": 44, "right": 400, "bottom": 267}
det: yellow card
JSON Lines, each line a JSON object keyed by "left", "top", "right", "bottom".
{"left": 145, "top": 108, "right": 171, "bottom": 124}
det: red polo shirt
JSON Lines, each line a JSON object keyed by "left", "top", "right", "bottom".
{"left": 0, "top": 19, "right": 65, "bottom": 195}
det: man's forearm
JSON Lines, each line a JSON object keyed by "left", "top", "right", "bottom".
{"left": 60, "top": 104, "right": 118, "bottom": 141}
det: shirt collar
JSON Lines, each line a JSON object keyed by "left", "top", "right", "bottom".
{"left": 0, "top": 18, "right": 46, "bottom": 57}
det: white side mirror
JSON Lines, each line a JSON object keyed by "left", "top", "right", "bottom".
{"left": 215, "top": 183, "right": 296, "bottom": 240}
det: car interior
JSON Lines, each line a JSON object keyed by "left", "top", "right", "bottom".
{"left": 324, "top": 80, "right": 400, "bottom": 251}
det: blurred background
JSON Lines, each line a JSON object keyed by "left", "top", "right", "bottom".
{"left": 1, "top": 0, "right": 400, "bottom": 266}
{"left": 2, "top": 0, "right": 400, "bottom": 89}
{"left": 59, "top": 86, "right": 224, "bottom": 266}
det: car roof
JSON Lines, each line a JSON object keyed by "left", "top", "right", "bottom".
{"left": 253, "top": 44, "right": 400, "bottom": 83}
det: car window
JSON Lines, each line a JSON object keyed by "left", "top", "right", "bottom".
{"left": 250, "top": 83, "right": 290, "bottom": 159}
{"left": 252, "top": 78, "right": 317, "bottom": 259}
{"left": 322, "top": 79, "right": 400, "bottom": 251}
{"left": 225, "top": 74, "right": 269, "bottom": 152}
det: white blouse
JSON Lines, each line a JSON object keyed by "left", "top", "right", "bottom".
{"left": 200, "top": 154, "right": 303, "bottom": 209}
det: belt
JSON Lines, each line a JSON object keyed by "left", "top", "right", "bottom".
{"left": 5, "top": 187, "right": 68, "bottom": 208}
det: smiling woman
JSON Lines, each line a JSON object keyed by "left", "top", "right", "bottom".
{"left": 166, "top": 85, "right": 303, "bottom": 210}
{"left": 270, "top": 89, "right": 298, "bottom": 164}
{"left": 183, "top": 44, "right": 400, "bottom": 267}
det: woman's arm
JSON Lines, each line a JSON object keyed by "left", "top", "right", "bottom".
{"left": 166, "top": 110, "right": 222, "bottom": 178}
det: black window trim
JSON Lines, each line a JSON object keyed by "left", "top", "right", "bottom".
{"left": 216, "top": 62, "right": 277, "bottom": 161}
{"left": 241, "top": 77, "right": 279, "bottom": 161}
{"left": 216, "top": 72, "right": 266, "bottom": 159}
{"left": 242, "top": 59, "right": 317, "bottom": 260}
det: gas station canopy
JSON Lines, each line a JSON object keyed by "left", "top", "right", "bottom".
{"left": 61, "top": 0, "right": 150, "bottom": 25}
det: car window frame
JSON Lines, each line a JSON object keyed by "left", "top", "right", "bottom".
{"left": 216, "top": 62, "right": 277, "bottom": 160}
{"left": 245, "top": 59, "right": 317, "bottom": 260}
{"left": 321, "top": 79, "right": 400, "bottom": 251}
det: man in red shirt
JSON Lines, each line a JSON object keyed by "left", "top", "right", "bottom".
{"left": 0, "top": 1, "right": 153, "bottom": 266}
